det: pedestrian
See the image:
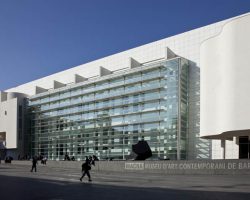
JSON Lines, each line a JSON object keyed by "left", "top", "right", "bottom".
{"left": 80, "top": 156, "right": 93, "bottom": 182}
{"left": 64, "top": 154, "right": 70, "bottom": 161}
{"left": 93, "top": 155, "right": 99, "bottom": 161}
{"left": 41, "top": 156, "right": 47, "bottom": 165}
{"left": 30, "top": 156, "right": 38, "bottom": 172}
{"left": 43, "top": 156, "right": 47, "bottom": 165}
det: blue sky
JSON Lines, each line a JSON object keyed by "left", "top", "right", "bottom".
{"left": 0, "top": 0, "right": 249, "bottom": 91}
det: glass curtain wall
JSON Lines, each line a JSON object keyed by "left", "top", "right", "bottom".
{"left": 28, "top": 57, "right": 189, "bottom": 160}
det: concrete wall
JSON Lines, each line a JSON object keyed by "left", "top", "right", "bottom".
{"left": 0, "top": 97, "right": 18, "bottom": 148}
{"left": 11, "top": 159, "right": 250, "bottom": 175}
{"left": 0, "top": 92, "right": 28, "bottom": 158}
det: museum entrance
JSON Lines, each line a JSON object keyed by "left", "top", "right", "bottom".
{"left": 239, "top": 136, "right": 250, "bottom": 159}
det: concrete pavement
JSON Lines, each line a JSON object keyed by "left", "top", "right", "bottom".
{"left": 0, "top": 163, "right": 250, "bottom": 200}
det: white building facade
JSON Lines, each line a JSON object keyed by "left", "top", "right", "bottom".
{"left": 0, "top": 13, "right": 249, "bottom": 160}
{"left": 200, "top": 13, "right": 250, "bottom": 159}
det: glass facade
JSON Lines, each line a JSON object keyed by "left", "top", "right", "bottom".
{"left": 28, "top": 57, "right": 188, "bottom": 160}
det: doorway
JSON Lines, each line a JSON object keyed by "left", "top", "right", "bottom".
{"left": 239, "top": 136, "right": 250, "bottom": 159}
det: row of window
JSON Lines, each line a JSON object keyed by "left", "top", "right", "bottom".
{"left": 37, "top": 91, "right": 179, "bottom": 116}
{"left": 30, "top": 65, "right": 178, "bottom": 105}
{"left": 35, "top": 101, "right": 178, "bottom": 122}
{"left": 32, "top": 110, "right": 179, "bottom": 129}
{"left": 32, "top": 80, "right": 178, "bottom": 113}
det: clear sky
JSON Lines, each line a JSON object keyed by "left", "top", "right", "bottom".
{"left": 0, "top": 0, "right": 249, "bottom": 91}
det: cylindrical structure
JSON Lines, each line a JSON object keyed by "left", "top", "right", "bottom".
{"left": 200, "top": 14, "right": 250, "bottom": 139}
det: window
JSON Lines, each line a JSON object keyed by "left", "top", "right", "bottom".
{"left": 110, "top": 87, "right": 123, "bottom": 96}
{"left": 4, "top": 111, "right": 7, "bottom": 115}
{"left": 123, "top": 106, "right": 129, "bottom": 114}
{"left": 60, "top": 91, "right": 70, "bottom": 99}
{"left": 125, "top": 73, "right": 141, "bottom": 83}
{"left": 95, "top": 81, "right": 109, "bottom": 90}
{"left": 133, "top": 94, "right": 139, "bottom": 103}
{"left": 112, "top": 116, "right": 123, "bottom": 126}
{"left": 133, "top": 105, "right": 139, "bottom": 112}
{"left": 83, "top": 84, "right": 94, "bottom": 93}
{"left": 123, "top": 96, "right": 129, "bottom": 104}
{"left": 110, "top": 77, "right": 124, "bottom": 86}
{"left": 96, "top": 90, "right": 108, "bottom": 99}
{"left": 83, "top": 93, "right": 94, "bottom": 101}
{"left": 143, "top": 101, "right": 159, "bottom": 111}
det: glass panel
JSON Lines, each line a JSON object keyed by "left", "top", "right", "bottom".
{"left": 28, "top": 57, "right": 188, "bottom": 160}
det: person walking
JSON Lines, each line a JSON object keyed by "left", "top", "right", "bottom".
{"left": 41, "top": 156, "right": 47, "bottom": 165}
{"left": 80, "top": 156, "right": 92, "bottom": 182}
{"left": 30, "top": 156, "right": 38, "bottom": 172}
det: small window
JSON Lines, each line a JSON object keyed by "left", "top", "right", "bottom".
{"left": 5, "top": 111, "right": 7, "bottom": 115}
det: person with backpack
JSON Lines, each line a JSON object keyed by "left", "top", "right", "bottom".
{"left": 80, "top": 156, "right": 93, "bottom": 182}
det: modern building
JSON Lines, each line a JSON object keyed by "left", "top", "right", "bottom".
{"left": 0, "top": 13, "right": 250, "bottom": 160}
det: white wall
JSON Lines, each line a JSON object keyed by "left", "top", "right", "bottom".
{"left": 225, "top": 138, "right": 239, "bottom": 159}
{"left": 200, "top": 14, "right": 250, "bottom": 137}
{"left": 0, "top": 97, "right": 18, "bottom": 148}
{"left": 211, "top": 140, "right": 224, "bottom": 159}
{"left": 200, "top": 14, "right": 250, "bottom": 159}
{"left": 212, "top": 139, "right": 239, "bottom": 159}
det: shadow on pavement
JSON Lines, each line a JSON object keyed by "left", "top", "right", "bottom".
{"left": 0, "top": 175, "right": 249, "bottom": 200}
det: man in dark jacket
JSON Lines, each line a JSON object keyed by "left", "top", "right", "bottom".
{"left": 30, "top": 156, "right": 38, "bottom": 172}
{"left": 80, "top": 156, "right": 92, "bottom": 182}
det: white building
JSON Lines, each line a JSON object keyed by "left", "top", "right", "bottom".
{"left": 0, "top": 12, "right": 249, "bottom": 160}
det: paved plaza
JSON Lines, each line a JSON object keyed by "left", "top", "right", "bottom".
{"left": 0, "top": 163, "right": 250, "bottom": 200}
